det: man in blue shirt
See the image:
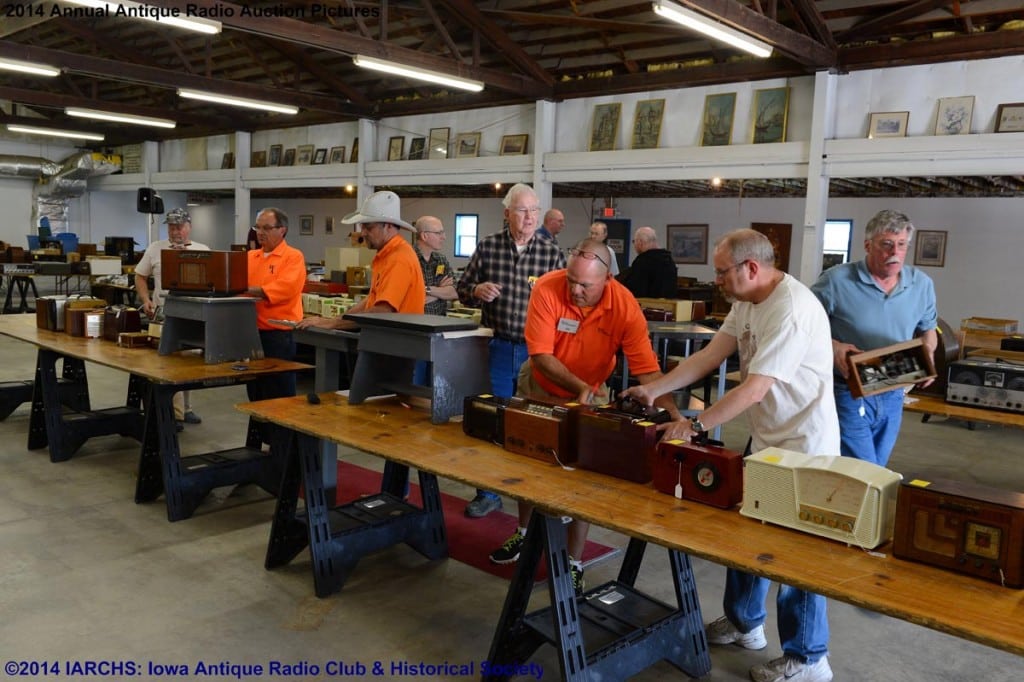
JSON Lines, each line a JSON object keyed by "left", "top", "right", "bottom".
{"left": 811, "top": 210, "right": 938, "bottom": 467}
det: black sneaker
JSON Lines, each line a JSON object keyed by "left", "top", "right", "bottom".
{"left": 571, "top": 565, "right": 585, "bottom": 597}
{"left": 183, "top": 410, "right": 202, "bottom": 424}
{"left": 489, "top": 530, "right": 525, "bottom": 564}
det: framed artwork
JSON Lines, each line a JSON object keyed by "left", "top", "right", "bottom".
{"left": 268, "top": 144, "right": 283, "bottom": 166}
{"left": 631, "top": 98, "right": 665, "bottom": 149}
{"left": 282, "top": 148, "right": 296, "bottom": 166}
{"left": 329, "top": 145, "right": 346, "bottom": 163}
{"left": 299, "top": 214, "right": 314, "bottom": 236}
{"left": 589, "top": 102, "right": 621, "bottom": 151}
{"left": 428, "top": 127, "right": 450, "bottom": 159}
{"left": 455, "top": 132, "right": 481, "bottom": 158}
{"left": 408, "top": 137, "right": 426, "bottom": 160}
{"left": 751, "top": 87, "right": 790, "bottom": 144}
{"left": 324, "top": 216, "right": 334, "bottom": 235}
{"left": 935, "top": 96, "right": 974, "bottom": 135}
{"left": 701, "top": 93, "right": 736, "bottom": 146}
{"left": 312, "top": 148, "right": 327, "bottom": 164}
{"left": 350, "top": 138, "right": 359, "bottom": 163}
{"left": 666, "top": 224, "right": 708, "bottom": 265}
{"left": 751, "top": 222, "right": 792, "bottom": 272}
{"left": 868, "top": 112, "right": 909, "bottom": 138}
{"left": 995, "top": 102, "right": 1024, "bottom": 133}
{"left": 295, "top": 144, "right": 315, "bottom": 165}
{"left": 388, "top": 135, "right": 405, "bottom": 161}
{"left": 250, "top": 150, "right": 266, "bottom": 168}
{"left": 914, "top": 230, "right": 947, "bottom": 267}
{"left": 499, "top": 134, "right": 528, "bottom": 155}
{"left": 220, "top": 152, "right": 234, "bottom": 169}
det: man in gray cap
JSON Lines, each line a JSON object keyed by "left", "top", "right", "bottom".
{"left": 298, "top": 191, "right": 425, "bottom": 330}
{"left": 134, "top": 207, "right": 210, "bottom": 429}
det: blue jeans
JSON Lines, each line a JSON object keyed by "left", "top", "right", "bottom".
{"left": 413, "top": 360, "right": 431, "bottom": 386}
{"left": 834, "top": 384, "right": 905, "bottom": 466}
{"left": 724, "top": 569, "right": 829, "bottom": 663}
{"left": 248, "top": 329, "right": 297, "bottom": 445}
{"left": 473, "top": 337, "right": 530, "bottom": 501}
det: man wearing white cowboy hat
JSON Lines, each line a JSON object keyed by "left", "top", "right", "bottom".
{"left": 298, "top": 191, "right": 425, "bottom": 330}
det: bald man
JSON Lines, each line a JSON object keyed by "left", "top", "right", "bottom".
{"left": 536, "top": 208, "right": 565, "bottom": 244}
{"left": 589, "top": 220, "right": 619, "bottom": 276}
{"left": 619, "top": 226, "right": 677, "bottom": 298}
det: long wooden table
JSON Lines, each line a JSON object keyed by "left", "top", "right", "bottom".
{"left": 0, "top": 314, "right": 311, "bottom": 520}
{"left": 904, "top": 392, "right": 1024, "bottom": 429}
{"left": 238, "top": 392, "right": 1024, "bottom": 668}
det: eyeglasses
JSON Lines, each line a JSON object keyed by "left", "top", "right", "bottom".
{"left": 873, "top": 239, "right": 910, "bottom": 251}
{"left": 568, "top": 247, "right": 609, "bottom": 269}
{"left": 420, "top": 230, "right": 445, "bottom": 235}
{"left": 714, "top": 260, "right": 750, "bottom": 278}
{"left": 253, "top": 224, "right": 284, "bottom": 232}
{"left": 509, "top": 206, "right": 541, "bottom": 217}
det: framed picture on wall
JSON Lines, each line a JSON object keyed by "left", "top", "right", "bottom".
{"left": 589, "top": 102, "right": 621, "bottom": 151}
{"left": 268, "top": 144, "right": 283, "bottom": 166}
{"left": 935, "top": 96, "right": 973, "bottom": 135}
{"left": 250, "top": 150, "right": 266, "bottom": 167}
{"left": 329, "top": 146, "right": 346, "bottom": 163}
{"left": 428, "top": 128, "right": 449, "bottom": 159}
{"left": 295, "top": 144, "right": 315, "bottom": 165}
{"left": 751, "top": 222, "right": 792, "bottom": 272}
{"left": 751, "top": 87, "right": 790, "bottom": 144}
{"left": 220, "top": 152, "right": 234, "bottom": 169}
{"left": 667, "top": 225, "right": 708, "bottom": 264}
{"left": 499, "top": 134, "right": 528, "bottom": 156}
{"left": 408, "top": 137, "right": 426, "bottom": 160}
{"left": 631, "top": 98, "right": 664, "bottom": 149}
{"left": 455, "top": 132, "right": 481, "bottom": 158}
{"left": 350, "top": 138, "right": 359, "bottom": 163}
{"left": 325, "top": 216, "right": 334, "bottom": 235}
{"left": 994, "top": 102, "right": 1024, "bottom": 133}
{"left": 868, "top": 112, "right": 909, "bottom": 138}
{"left": 701, "top": 92, "right": 736, "bottom": 146}
{"left": 282, "top": 148, "right": 296, "bottom": 166}
{"left": 388, "top": 135, "right": 405, "bottom": 161}
{"left": 914, "top": 230, "right": 947, "bottom": 267}
{"left": 299, "top": 214, "right": 314, "bottom": 236}
{"left": 312, "top": 148, "right": 327, "bottom": 164}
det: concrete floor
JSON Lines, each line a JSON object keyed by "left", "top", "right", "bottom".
{"left": 0, "top": 333, "right": 1021, "bottom": 681}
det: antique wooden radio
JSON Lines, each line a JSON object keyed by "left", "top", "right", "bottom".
{"left": 894, "top": 476, "right": 1024, "bottom": 588}
{"left": 847, "top": 338, "right": 936, "bottom": 398}
{"left": 161, "top": 249, "right": 247, "bottom": 296}
{"left": 574, "top": 397, "right": 671, "bottom": 483}
{"left": 102, "top": 306, "right": 142, "bottom": 342}
{"left": 503, "top": 399, "right": 576, "bottom": 465}
{"left": 64, "top": 297, "right": 108, "bottom": 337}
{"left": 654, "top": 438, "right": 744, "bottom": 509}
{"left": 462, "top": 394, "right": 523, "bottom": 445}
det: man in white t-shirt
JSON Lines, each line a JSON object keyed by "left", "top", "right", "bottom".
{"left": 623, "top": 229, "right": 839, "bottom": 682}
{"left": 134, "top": 207, "right": 210, "bottom": 428}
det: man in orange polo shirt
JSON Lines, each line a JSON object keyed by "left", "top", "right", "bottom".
{"left": 488, "top": 238, "right": 683, "bottom": 594}
{"left": 298, "top": 191, "right": 425, "bottom": 331}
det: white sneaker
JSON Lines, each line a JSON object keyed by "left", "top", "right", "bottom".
{"left": 750, "top": 655, "right": 832, "bottom": 682}
{"left": 705, "top": 616, "right": 767, "bottom": 650}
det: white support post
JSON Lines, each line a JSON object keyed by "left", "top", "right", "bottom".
{"left": 533, "top": 100, "right": 556, "bottom": 208}
{"left": 800, "top": 70, "right": 837, "bottom": 285}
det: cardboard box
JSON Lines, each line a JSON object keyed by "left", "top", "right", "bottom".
{"left": 85, "top": 255, "right": 123, "bottom": 276}
{"left": 961, "top": 317, "right": 1017, "bottom": 334}
{"left": 847, "top": 338, "right": 936, "bottom": 398}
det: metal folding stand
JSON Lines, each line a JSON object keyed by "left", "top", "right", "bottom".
{"left": 265, "top": 427, "right": 448, "bottom": 598}
{"left": 134, "top": 380, "right": 282, "bottom": 522}
{"left": 27, "top": 349, "right": 144, "bottom": 462}
{"left": 486, "top": 512, "right": 711, "bottom": 681}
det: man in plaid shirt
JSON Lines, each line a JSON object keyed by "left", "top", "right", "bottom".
{"left": 456, "top": 183, "right": 566, "bottom": 517}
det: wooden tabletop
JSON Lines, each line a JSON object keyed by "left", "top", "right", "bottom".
{"left": 0, "top": 314, "right": 311, "bottom": 384}
{"left": 237, "top": 392, "right": 1024, "bottom": 657}
{"left": 904, "top": 392, "right": 1024, "bottom": 429}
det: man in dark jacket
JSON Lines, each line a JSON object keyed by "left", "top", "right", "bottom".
{"left": 619, "top": 226, "right": 677, "bottom": 298}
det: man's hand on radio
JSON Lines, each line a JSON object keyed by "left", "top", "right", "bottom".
{"left": 833, "top": 341, "right": 862, "bottom": 378}
{"left": 619, "top": 384, "right": 654, "bottom": 406}
{"left": 658, "top": 419, "right": 696, "bottom": 442}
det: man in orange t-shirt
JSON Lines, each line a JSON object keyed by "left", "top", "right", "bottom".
{"left": 298, "top": 191, "right": 424, "bottom": 331}
{"left": 488, "top": 238, "right": 683, "bottom": 594}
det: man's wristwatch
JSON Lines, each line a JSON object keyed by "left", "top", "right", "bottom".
{"left": 690, "top": 416, "right": 707, "bottom": 433}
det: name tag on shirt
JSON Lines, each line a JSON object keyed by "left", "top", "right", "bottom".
{"left": 435, "top": 264, "right": 445, "bottom": 276}
{"left": 557, "top": 318, "right": 580, "bottom": 334}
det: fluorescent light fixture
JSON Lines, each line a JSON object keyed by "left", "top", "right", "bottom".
{"left": 66, "top": 107, "right": 176, "bottom": 129}
{"left": 652, "top": 0, "right": 773, "bottom": 58}
{"left": 0, "top": 57, "right": 61, "bottom": 77}
{"left": 61, "top": 1, "right": 221, "bottom": 34}
{"left": 7, "top": 124, "right": 105, "bottom": 141}
{"left": 177, "top": 89, "right": 299, "bottom": 115}
{"left": 353, "top": 55, "right": 484, "bottom": 93}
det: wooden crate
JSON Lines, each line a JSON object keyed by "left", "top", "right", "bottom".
{"left": 847, "top": 338, "right": 936, "bottom": 398}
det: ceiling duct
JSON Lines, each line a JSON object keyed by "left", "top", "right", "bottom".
{"left": 0, "top": 155, "right": 61, "bottom": 178}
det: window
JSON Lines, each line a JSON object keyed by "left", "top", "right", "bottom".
{"left": 454, "top": 213, "right": 479, "bottom": 258}
{"left": 821, "top": 219, "right": 852, "bottom": 271}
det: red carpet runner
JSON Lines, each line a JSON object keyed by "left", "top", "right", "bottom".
{"left": 336, "top": 460, "right": 618, "bottom": 580}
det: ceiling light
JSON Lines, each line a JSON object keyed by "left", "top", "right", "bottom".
{"left": 353, "top": 55, "right": 484, "bottom": 93}
{"left": 177, "top": 89, "right": 299, "bottom": 115}
{"left": 0, "top": 57, "right": 61, "bottom": 77}
{"left": 7, "top": 124, "right": 105, "bottom": 141}
{"left": 65, "top": 107, "right": 176, "bottom": 129}
{"left": 652, "top": 0, "right": 773, "bottom": 58}
{"left": 61, "top": 1, "right": 221, "bottom": 34}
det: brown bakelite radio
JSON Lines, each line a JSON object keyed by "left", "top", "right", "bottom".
{"left": 161, "top": 249, "right": 247, "bottom": 296}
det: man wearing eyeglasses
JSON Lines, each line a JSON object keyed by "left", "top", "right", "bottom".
{"left": 622, "top": 229, "right": 839, "bottom": 682}
{"left": 135, "top": 207, "right": 210, "bottom": 429}
{"left": 811, "top": 209, "right": 937, "bottom": 467}
{"left": 488, "top": 238, "right": 682, "bottom": 594}
{"left": 618, "top": 225, "right": 677, "bottom": 298}
{"left": 456, "top": 183, "right": 566, "bottom": 518}
{"left": 244, "top": 207, "right": 307, "bottom": 404}
{"left": 413, "top": 216, "right": 457, "bottom": 316}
